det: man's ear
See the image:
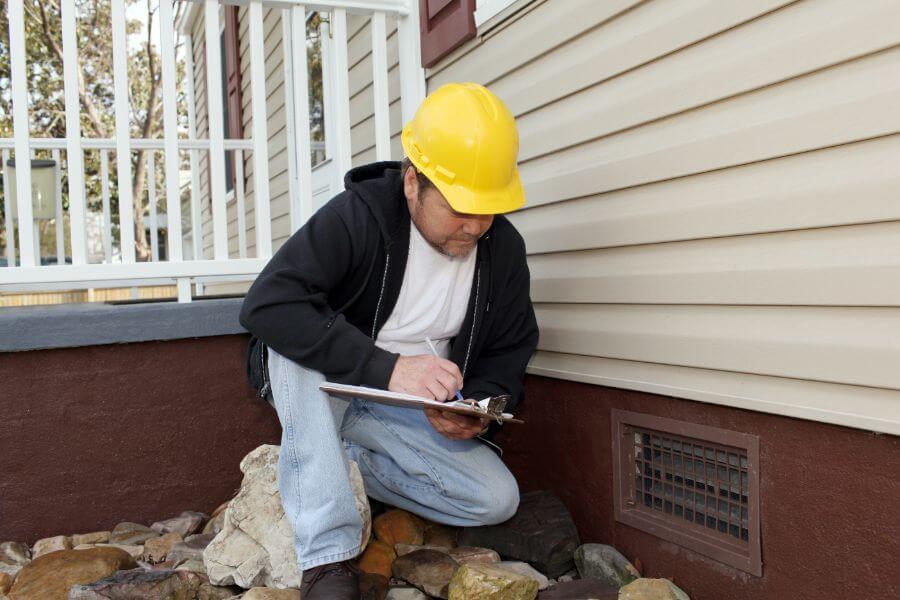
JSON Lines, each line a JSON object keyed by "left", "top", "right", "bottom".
{"left": 402, "top": 165, "right": 418, "bottom": 204}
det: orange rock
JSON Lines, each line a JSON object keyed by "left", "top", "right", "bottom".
{"left": 357, "top": 539, "right": 396, "bottom": 579}
{"left": 373, "top": 509, "right": 426, "bottom": 546}
{"left": 358, "top": 572, "right": 389, "bottom": 600}
{"left": 9, "top": 546, "right": 136, "bottom": 599}
{"left": 141, "top": 532, "right": 184, "bottom": 564}
{"left": 0, "top": 571, "right": 12, "bottom": 594}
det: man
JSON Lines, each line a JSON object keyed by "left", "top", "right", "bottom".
{"left": 239, "top": 82, "right": 539, "bottom": 599}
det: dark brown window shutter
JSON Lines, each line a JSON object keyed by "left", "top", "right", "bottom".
{"left": 419, "top": 0, "right": 476, "bottom": 68}
{"left": 223, "top": 6, "right": 243, "bottom": 140}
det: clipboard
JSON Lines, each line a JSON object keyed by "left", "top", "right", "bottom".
{"left": 320, "top": 382, "right": 524, "bottom": 424}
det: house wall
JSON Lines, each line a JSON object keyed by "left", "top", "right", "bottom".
{"left": 425, "top": 0, "right": 900, "bottom": 436}
{"left": 0, "top": 334, "right": 281, "bottom": 542}
{"left": 498, "top": 376, "right": 900, "bottom": 600}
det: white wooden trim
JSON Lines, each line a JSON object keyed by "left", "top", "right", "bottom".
{"left": 370, "top": 11, "right": 391, "bottom": 161}
{"left": 52, "top": 149, "right": 64, "bottom": 263}
{"left": 182, "top": 34, "right": 205, "bottom": 261}
{"left": 330, "top": 9, "right": 354, "bottom": 182}
{"left": 159, "top": 0, "right": 183, "bottom": 262}
{"left": 0, "top": 138, "right": 256, "bottom": 151}
{"left": 2, "top": 149, "right": 14, "bottom": 267}
{"left": 529, "top": 352, "right": 900, "bottom": 437}
{"left": 205, "top": 0, "right": 229, "bottom": 260}
{"left": 147, "top": 152, "right": 160, "bottom": 262}
{"left": 60, "top": 0, "right": 88, "bottom": 265}
{"left": 100, "top": 150, "right": 113, "bottom": 263}
{"left": 111, "top": 0, "right": 135, "bottom": 263}
{"left": 8, "top": 0, "right": 35, "bottom": 267}
{"left": 0, "top": 258, "right": 268, "bottom": 286}
{"left": 248, "top": 0, "right": 273, "bottom": 258}
{"left": 188, "top": 0, "right": 411, "bottom": 15}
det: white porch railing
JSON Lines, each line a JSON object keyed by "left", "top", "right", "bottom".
{"left": 0, "top": 0, "right": 425, "bottom": 302}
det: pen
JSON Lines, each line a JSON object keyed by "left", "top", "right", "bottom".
{"left": 425, "top": 336, "right": 466, "bottom": 403}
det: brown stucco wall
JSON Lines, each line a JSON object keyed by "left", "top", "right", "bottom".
{"left": 497, "top": 375, "right": 900, "bottom": 600}
{"left": 0, "top": 334, "right": 281, "bottom": 542}
{"left": 3, "top": 339, "right": 898, "bottom": 599}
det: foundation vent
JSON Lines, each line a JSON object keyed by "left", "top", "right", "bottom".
{"left": 612, "top": 410, "right": 761, "bottom": 575}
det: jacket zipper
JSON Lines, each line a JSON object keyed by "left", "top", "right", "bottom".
{"left": 371, "top": 252, "right": 391, "bottom": 338}
{"left": 461, "top": 265, "right": 481, "bottom": 379}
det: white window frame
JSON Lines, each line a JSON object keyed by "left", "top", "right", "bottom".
{"left": 474, "top": 0, "right": 536, "bottom": 31}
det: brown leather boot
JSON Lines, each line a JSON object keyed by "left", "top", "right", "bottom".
{"left": 300, "top": 559, "right": 362, "bottom": 600}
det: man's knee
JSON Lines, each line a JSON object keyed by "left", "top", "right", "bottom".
{"left": 472, "top": 469, "right": 520, "bottom": 526}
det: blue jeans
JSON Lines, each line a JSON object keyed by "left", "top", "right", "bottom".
{"left": 267, "top": 348, "right": 520, "bottom": 570}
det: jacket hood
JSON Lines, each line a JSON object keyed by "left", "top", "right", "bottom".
{"left": 343, "top": 161, "right": 408, "bottom": 242}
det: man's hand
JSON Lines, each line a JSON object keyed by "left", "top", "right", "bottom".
{"left": 388, "top": 354, "right": 463, "bottom": 402}
{"left": 425, "top": 408, "right": 489, "bottom": 440}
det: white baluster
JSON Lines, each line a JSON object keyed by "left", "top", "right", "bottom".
{"left": 205, "top": 0, "right": 229, "bottom": 260}
{"left": 249, "top": 0, "right": 272, "bottom": 258}
{"left": 61, "top": 0, "right": 87, "bottom": 265}
{"left": 111, "top": 0, "right": 135, "bottom": 263}
{"left": 159, "top": 0, "right": 183, "bottom": 262}
{"left": 371, "top": 12, "right": 391, "bottom": 161}
{"left": 8, "top": 0, "right": 35, "bottom": 267}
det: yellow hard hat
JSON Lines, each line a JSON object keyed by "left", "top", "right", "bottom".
{"left": 401, "top": 82, "right": 525, "bottom": 215}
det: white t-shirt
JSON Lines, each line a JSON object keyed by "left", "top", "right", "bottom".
{"left": 375, "top": 222, "right": 476, "bottom": 358}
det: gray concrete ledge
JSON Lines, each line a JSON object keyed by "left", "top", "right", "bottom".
{"left": 0, "top": 297, "right": 247, "bottom": 352}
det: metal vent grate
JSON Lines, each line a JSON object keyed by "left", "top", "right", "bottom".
{"left": 612, "top": 410, "right": 761, "bottom": 576}
{"left": 634, "top": 431, "right": 750, "bottom": 542}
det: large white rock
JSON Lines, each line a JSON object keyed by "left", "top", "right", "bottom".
{"left": 204, "top": 444, "right": 370, "bottom": 588}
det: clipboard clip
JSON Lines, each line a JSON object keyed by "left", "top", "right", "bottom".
{"left": 462, "top": 394, "right": 510, "bottom": 424}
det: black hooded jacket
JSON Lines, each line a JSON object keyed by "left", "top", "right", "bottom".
{"left": 239, "top": 161, "right": 539, "bottom": 439}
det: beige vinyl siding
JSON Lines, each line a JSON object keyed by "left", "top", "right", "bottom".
{"left": 427, "top": 0, "right": 900, "bottom": 435}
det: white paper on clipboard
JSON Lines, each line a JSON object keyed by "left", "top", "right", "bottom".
{"left": 319, "top": 382, "right": 524, "bottom": 424}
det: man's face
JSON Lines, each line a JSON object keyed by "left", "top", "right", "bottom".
{"left": 404, "top": 166, "right": 494, "bottom": 258}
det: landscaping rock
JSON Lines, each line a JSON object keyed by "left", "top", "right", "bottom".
{"left": 537, "top": 578, "right": 619, "bottom": 599}
{"left": 32, "top": 535, "right": 72, "bottom": 557}
{"left": 358, "top": 539, "right": 396, "bottom": 579}
{"left": 574, "top": 544, "right": 639, "bottom": 589}
{"left": 242, "top": 588, "right": 301, "bottom": 600}
{"left": 447, "top": 563, "right": 539, "bottom": 600}
{"left": 423, "top": 525, "right": 458, "bottom": 549}
{"left": 618, "top": 578, "right": 690, "bottom": 600}
{"left": 395, "top": 544, "right": 452, "bottom": 557}
{"left": 204, "top": 445, "right": 371, "bottom": 589}
{"left": 385, "top": 587, "right": 429, "bottom": 600}
{"left": 67, "top": 567, "right": 236, "bottom": 599}
{"left": 142, "top": 532, "right": 183, "bottom": 563}
{"left": 174, "top": 559, "right": 207, "bottom": 574}
{"left": 359, "top": 572, "right": 389, "bottom": 600}
{"left": 71, "top": 532, "right": 110, "bottom": 547}
{"left": 169, "top": 535, "right": 215, "bottom": 564}
{"left": 497, "top": 561, "right": 550, "bottom": 590}
{"left": 374, "top": 509, "right": 426, "bottom": 547}
{"left": 202, "top": 513, "right": 226, "bottom": 537}
{"left": 392, "top": 549, "right": 460, "bottom": 599}
{"left": 457, "top": 491, "right": 579, "bottom": 578}
{"left": 151, "top": 511, "right": 207, "bottom": 537}
{"left": 0, "top": 542, "right": 30, "bottom": 566}
{"left": 109, "top": 522, "right": 158, "bottom": 545}
{"left": 7, "top": 546, "right": 135, "bottom": 599}
{"left": 76, "top": 544, "right": 143, "bottom": 560}
{"left": 557, "top": 569, "right": 578, "bottom": 583}
{"left": 447, "top": 546, "right": 500, "bottom": 565}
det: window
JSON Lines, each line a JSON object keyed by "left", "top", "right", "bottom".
{"left": 612, "top": 410, "right": 762, "bottom": 575}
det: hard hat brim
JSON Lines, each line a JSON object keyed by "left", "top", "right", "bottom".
{"left": 431, "top": 169, "right": 526, "bottom": 215}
